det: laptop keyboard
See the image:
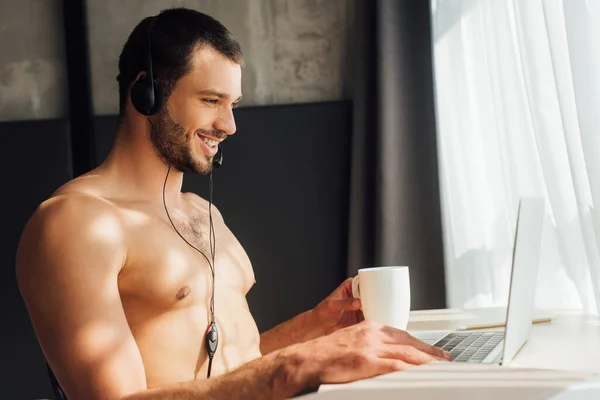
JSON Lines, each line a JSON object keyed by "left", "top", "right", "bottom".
{"left": 434, "top": 332, "right": 505, "bottom": 363}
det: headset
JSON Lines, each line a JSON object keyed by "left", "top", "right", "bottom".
{"left": 130, "top": 16, "right": 223, "bottom": 168}
{"left": 131, "top": 15, "right": 222, "bottom": 378}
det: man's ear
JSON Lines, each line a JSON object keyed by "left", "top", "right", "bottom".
{"left": 130, "top": 69, "right": 162, "bottom": 116}
{"left": 132, "top": 71, "right": 147, "bottom": 86}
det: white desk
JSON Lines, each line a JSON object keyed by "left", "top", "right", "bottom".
{"left": 408, "top": 307, "right": 600, "bottom": 374}
{"left": 301, "top": 308, "right": 600, "bottom": 399}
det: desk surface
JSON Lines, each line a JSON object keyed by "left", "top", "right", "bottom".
{"left": 407, "top": 307, "right": 600, "bottom": 374}
{"left": 307, "top": 308, "right": 600, "bottom": 399}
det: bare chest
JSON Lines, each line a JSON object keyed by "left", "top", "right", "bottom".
{"left": 115, "top": 206, "right": 261, "bottom": 382}
{"left": 118, "top": 208, "right": 255, "bottom": 312}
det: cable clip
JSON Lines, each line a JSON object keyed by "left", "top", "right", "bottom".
{"left": 205, "top": 321, "right": 219, "bottom": 359}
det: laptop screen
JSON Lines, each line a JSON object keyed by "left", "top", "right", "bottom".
{"left": 502, "top": 197, "right": 545, "bottom": 365}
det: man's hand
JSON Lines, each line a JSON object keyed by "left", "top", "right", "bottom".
{"left": 311, "top": 278, "right": 364, "bottom": 336}
{"left": 261, "top": 278, "right": 364, "bottom": 355}
{"left": 282, "top": 319, "right": 451, "bottom": 388}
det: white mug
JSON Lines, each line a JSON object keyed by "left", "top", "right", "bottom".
{"left": 352, "top": 266, "right": 411, "bottom": 330}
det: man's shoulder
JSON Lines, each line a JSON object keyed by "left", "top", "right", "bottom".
{"left": 21, "top": 189, "right": 124, "bottom": 258}
{"left": 40, "top": 168, "right": 121, "bottom": 216}
{"left": 37, "top": 189, "right": 119, "bottom": 225}
{"left": 17, "top": 190, "right": 126, "bottom": 279}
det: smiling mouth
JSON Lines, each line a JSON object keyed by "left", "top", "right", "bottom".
{"left": 198, "top": 135, "right": 220, "bottom": 147}
{"left": 197, "top": 133, "right": 221, "bottom": 157}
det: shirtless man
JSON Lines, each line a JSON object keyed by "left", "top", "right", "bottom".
{"left": 16, "top": 8, "right": 449, "bottom": 400}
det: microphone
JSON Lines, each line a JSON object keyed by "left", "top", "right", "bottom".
{"left": 213, "top": 148, "right": 223, "bottom": 168}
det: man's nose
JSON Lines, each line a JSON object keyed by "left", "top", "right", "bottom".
{"left": 214, "top": 108, "right": 236, "bottom": 136}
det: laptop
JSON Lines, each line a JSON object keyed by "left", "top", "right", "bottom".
{"left": 412, "top": 197, "right": 545, "bottom": 365}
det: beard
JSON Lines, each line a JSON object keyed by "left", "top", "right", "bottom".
{"left": 149, "top": 108, "right": 220, "bottom": 175}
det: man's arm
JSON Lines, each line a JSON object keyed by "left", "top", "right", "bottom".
{"left": 260, "top": 311, "right": 317, "bottom": 355}
{"left": 124, "top": 350, "right": 300, "bottom": 400}
{"left": 260, "top": 279, "right": 362, "bottom": 355}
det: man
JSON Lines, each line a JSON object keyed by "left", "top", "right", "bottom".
{"left": 16, "top": 8, "right": 449, "bottom": 400}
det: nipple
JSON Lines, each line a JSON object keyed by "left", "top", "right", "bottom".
{"left": 175, "top": 286, "right": 192, "bottom": 300}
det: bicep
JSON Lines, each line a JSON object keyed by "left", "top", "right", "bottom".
{"left": 17, "top": 198, "right": 146, "bottom": 400}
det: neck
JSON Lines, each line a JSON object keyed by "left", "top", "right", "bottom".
{"left": 99, "top": 116, "right": 184, "bottom": 202}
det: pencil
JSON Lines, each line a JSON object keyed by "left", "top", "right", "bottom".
{"left": 456, "top": 317, "right": 552, "bottom": 331}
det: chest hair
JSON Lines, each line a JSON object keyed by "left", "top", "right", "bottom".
{"left": 171, "top": 211, "right": 212, "bottom": 256}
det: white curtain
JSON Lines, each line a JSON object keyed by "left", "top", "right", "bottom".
{"left": 431, "top": 0, "right": 600, "bottom": 314}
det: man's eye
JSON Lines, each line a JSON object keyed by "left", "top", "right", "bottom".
{"left": 203, "top": 99, "right": 218, "bottom": 104}
{"left": 232, "top": 102, "right": 239, "bottom": 109}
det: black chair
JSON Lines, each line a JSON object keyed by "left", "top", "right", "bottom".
{"left": 46, "top": 363, "right": 67, "bottom": 400}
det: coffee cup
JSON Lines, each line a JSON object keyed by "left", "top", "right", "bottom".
{"left": 351, "top": 266, "right": 411, "bottom": 330}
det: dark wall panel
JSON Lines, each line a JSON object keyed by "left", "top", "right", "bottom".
{"left": 0, "top": 119, "right": 73, "bottom": 399}
{"left": 93, "top": 101, "right": 352, "bottom": 331}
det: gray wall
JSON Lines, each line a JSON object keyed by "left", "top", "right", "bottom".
{"left": 0, "top": 0, "right": 353, "bottom": 121}
{"left": 87, "top": 0, "right": 354, "bottom": 115}
{"left": 0, "top": 0, "right": 68, "bottom": 121}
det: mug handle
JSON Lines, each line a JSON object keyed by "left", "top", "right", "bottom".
{"left": 351, "top": 275, "right": 360, "bottom": 298}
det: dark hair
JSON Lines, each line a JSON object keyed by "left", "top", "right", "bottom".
{"left": 117, "top": 8, "right": 243, "bottom": 118}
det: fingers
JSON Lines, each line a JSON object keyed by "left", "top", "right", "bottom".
{"left": 340, "top": 277, "right": 355, "bottom": 297}
{"left": 329, "top": 298, "right": 361, "bottom": 312}
{"left": 357, "top": 310, "right": 365, "bottom": 323}
{"left": 378, "top": 344, "right": 441, "bottom": 364}
{"left": 380, "top": 325, "right": 451, "bottom": 360}
{"left": 405, "top": 336, "right": 449, "bottom": 360}
{"left": 372, "top": 357, "right": 413, "bottom": 375}
{"left": 323, "top": 278, "right": 357, "bottom": 302}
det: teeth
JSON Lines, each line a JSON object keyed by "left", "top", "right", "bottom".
{"left": 201, "top": 137, "right": 219, "bottom": 147}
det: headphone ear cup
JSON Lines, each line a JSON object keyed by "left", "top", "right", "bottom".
{"left": 131, "top": 77, "right": 157, "bottom": 115}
